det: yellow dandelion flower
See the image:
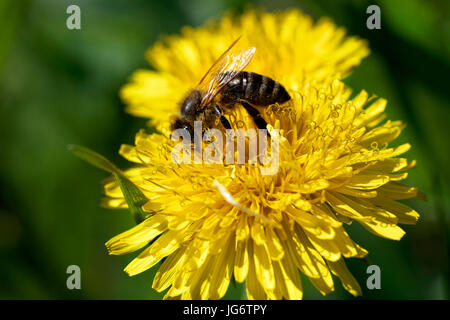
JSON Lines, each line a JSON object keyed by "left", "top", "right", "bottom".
{"left": 121, "top": 8, "right": 369, "bottom": 126}
{"left": 101, "top": 8, "right": 422, "bottom": 300}
{"left": 104, "top": 77, "right": 421, "bottom": 299}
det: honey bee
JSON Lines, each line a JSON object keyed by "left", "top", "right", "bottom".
{"left": 171, "top": 37, "right": 291, "bottom": 137}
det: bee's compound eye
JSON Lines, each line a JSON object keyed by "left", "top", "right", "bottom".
{"left": 180, "top": 99, "right": 195, "bottom": 118}
{"left": 180, "top": 91, "right": 201, "bottom": 121}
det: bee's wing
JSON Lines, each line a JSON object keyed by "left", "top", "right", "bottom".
{"left": 198, "top": 40, "right": 255, "bottom": 107}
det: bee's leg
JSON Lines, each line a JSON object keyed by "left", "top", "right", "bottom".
{"left": 240, "top": 100, "right": 269, "bottom": 132}
{"left": 214, "top": 105, "right": 232, "bottom": 130}
{"left": 220, "top": 115, "right": 232, "bottom": 130}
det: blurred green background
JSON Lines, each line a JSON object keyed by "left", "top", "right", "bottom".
{"left": 0, "top": 0, "right": 448, "bottom": 299}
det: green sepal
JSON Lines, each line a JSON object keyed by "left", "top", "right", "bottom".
{"left": 68, "top": 144, "right": 148, "bottom": 224}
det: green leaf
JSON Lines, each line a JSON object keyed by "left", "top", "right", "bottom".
{"left": 68, "top": 144, "right": 148, "bottom": 224}
{"left": 113, "top": 172, "right": 148, "bottom": 223}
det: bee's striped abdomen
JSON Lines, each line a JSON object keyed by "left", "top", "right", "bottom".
{"left": 222, "top": 71, "right": 290, "bottom": 106}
